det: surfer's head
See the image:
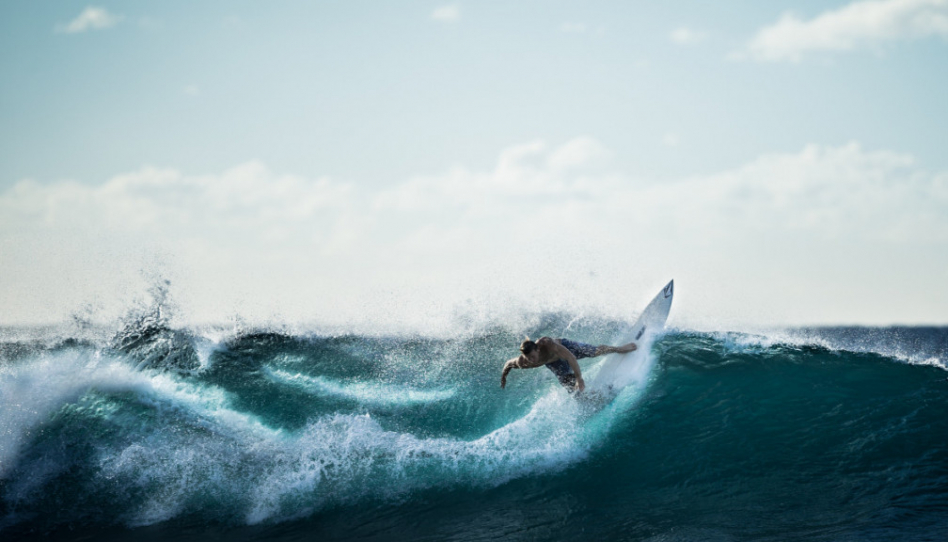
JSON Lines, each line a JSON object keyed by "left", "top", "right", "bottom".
{"left": 519, "top": 339, "right": 539, "bottom": 365}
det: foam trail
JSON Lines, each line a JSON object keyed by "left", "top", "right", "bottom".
{"left": 265, "top": 368, "right": 456, "bottom": 406}
{"left": 243, "top": 390, "right": 589, "bottom": 524}
{"left": 78, "top": 385, "right": 596, "bottom": 526}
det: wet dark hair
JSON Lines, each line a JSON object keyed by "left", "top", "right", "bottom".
{"left": 520, "top": 340, "right": 537, "bottom": 355}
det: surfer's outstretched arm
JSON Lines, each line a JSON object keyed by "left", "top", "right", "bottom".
{"left": 500, "top": 358, "right": 518, "bottom": 388}
{"left": 551, "top": 343, "right": 585, "bottom": 392}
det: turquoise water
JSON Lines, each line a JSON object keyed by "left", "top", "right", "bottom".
{"left": 1, "top": 315, "right": 946, "bottom": 541}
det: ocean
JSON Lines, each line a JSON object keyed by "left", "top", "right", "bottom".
{"left": 1, "top": 310, "right": 946, "bottom": 541}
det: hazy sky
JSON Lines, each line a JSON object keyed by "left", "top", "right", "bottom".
{"left": 1, "top": 1, "right": 947, "bottom": 328}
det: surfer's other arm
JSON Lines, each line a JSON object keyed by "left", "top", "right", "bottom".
{"left": 550, "top": 341, "right": 585, "bottom": 392}
{"left": 500, "top": 358, "right": 518, "bottom": 388}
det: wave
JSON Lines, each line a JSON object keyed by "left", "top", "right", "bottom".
{"left": 1, "top": 323, "right": 946, "bottom": 540}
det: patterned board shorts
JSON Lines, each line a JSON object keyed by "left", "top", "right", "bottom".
{"left": 558, "top": 338, "right": 598, "bottom": 359}
{"left": 545, "top": 338, "right": 597, "bottom": 389}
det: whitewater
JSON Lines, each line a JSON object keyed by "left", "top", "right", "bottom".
{"left": 1, "top": 308, "right": 946, "bottom": 541}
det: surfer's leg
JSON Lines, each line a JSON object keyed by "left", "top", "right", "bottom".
{"left": 594, "top": 342, "right": 638, "bottom": 356}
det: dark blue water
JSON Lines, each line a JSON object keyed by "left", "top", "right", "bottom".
{"left": 1, "top": 315, "right": 946, "bottom": 541}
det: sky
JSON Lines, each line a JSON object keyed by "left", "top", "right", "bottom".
{"left": 1, "top": 0, "right": 947, "bottom": 329}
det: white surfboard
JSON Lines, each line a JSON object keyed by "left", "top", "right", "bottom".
{"left": 590, "top": 280, "right": 674, "bottom": 392}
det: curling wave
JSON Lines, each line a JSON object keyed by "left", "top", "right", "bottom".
{"left": 1, "top": 320, "right": 946, "bottom": 541}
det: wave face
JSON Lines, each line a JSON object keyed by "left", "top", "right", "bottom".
{"left": 1, "top": 321, "right": 946, "bottom": 541}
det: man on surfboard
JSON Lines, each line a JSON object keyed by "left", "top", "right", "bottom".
{"left": 500, "top": 337, "right": 637, "bottom": 393}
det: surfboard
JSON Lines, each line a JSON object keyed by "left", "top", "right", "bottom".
{"left": 590, "top": 279, "right": 674, "bottom": 392}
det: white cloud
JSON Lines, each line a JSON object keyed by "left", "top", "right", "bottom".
{"left": 670, "top": 26, "right": 706, "bottom": 45}
{"left": 663, "top": 133, "right": 680, "bottom": 147}
{"left": 431, "top": 5, "right": 460, "bottom": 23}
{"left": 2, "top": 140, "right": 946, "bottom": 327}
{"left": 57, "top": 6, "right": 121, "bottom": 34}
{"left": 739, "top": 0, "right": 948, "bottom": 62}
{"left": 183, "top": 85, "right": 200, "bottom": 96}
{"left": 658, "top": 143, "right": 936, "bottom": 241}
{"left": 547, "top": 136, "right": 610, "bottom": 170}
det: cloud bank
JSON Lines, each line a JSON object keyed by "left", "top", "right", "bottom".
{"left": 740, "top": 0, "right": 948, "bottom": 62}
{"left": 2, "top": 140, "right": 946, "bottom": 327}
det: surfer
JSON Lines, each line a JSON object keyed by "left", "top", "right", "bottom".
{"left": 500, "top": 337, "right": 637, "bottom": 393}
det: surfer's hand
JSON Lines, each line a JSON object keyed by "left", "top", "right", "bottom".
{"left": 576, "top": 376, "right": 585, "bottom": 392}
{"left": 500, "top": 375, "right": 507, "bottom": 389}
